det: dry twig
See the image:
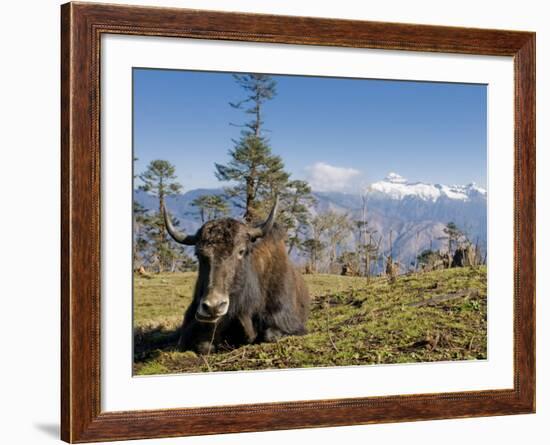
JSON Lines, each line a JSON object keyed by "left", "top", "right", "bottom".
{"left": 325, "top": 302, "right": 339, "bottom": 352}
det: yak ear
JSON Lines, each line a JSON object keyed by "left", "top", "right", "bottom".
{"left": 247, "top": 195, "right": 279, "bottom": 241}
{"left": 163, "top": 203, "right": 197, "bottom": 245}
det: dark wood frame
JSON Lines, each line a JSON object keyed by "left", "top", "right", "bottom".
{"left": 61, "top": 2, "right": 536, "bottom": 442}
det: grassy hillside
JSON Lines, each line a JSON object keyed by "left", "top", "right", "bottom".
{"left": 134, "top": 267, "right": 487, "bottom": 375}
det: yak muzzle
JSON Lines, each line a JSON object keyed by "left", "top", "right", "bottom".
{"left": 195, "top": 293, "right": 229, "bottom": 323}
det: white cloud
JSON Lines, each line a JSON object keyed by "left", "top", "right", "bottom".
{"left": 305, "top": 162, "right": 361, "bottom": 192}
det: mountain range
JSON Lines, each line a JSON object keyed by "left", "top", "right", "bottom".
{"left": 134, "top": 172, "right": 487, "bottom": 268}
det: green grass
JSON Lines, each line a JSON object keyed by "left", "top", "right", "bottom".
{"left": 133, "top": 266, "right": 487, "bottom": 375}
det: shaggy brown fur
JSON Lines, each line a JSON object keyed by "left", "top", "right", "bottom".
{"left": 168, "top": 216, "right": 310, "bottom": 354}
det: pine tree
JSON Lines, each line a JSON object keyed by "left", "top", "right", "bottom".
{"left": 215, "top": 74, "right": 288, "bottom": 222}
{"left": 139, "top": 160, "right": 182, "bottom": 218}
{"left": 229, "top": 74, "right": 277, "bottom": 137}
{"left": 191, "top": 194, "right": 230, "bottom": 223}
{"left": 215, "top": 136, "right": 289, "bottom": 221}
{"left": 138, "top": 160, "right": 183, "bottom": 272}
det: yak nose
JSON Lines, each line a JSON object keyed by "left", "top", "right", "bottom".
{"left": 200, "top": 299, "right": 229, "bottom": 317}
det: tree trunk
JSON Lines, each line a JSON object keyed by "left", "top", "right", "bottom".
{"left": 244, "top": 172, "right": 255, "bottom": 222}
{"left": 255, "top": 91, "right": 261, "bottom": 137}
{"left": 288, "top": 241, "right": 296, "bottom": 255}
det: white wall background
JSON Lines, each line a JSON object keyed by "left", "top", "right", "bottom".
{"left": 0, "top": 1, "right": 546, "bottom": 444}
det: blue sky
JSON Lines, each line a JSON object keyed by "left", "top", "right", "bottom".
{"left": 133, "top": 68, "right": 487, "bottom": 192}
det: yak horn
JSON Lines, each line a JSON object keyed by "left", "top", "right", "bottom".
{"left": 248, "top": 195, "right": 279, "bottom": 241}
{"left": 163, "top": 203, "right": 197, "bottom": 245}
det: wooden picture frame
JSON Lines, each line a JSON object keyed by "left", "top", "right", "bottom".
{"left": 61, "top": 2, "right": 535, "bottom": 442}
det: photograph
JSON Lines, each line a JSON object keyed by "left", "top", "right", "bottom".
{"left": 1, "top": 0, "right": 543, "bottom": 443}
{"left": 132, "top": 69, "right": 488, "bottom": 375}
{"left": 49, "top": 1, "right": 537, "bottom": 442}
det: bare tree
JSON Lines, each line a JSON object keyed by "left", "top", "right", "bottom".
{"left": 414, "top": 230, "right": 420, "bottom": 272}
{"left": 313, "top": 211, "right": 352, "bottom": 273}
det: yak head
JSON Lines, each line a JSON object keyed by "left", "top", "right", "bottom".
{"left": 163, "top": 197, "right": 279, "bottom": 323}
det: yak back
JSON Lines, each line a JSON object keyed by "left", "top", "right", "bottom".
{"left": 249, "top": 224, "right": 309, "bottom": 327}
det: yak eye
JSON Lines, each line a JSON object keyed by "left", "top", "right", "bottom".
{"left": 238, "top": 248, "right": 246, "bottom": 257}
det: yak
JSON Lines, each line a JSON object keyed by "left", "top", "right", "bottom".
{"left": 163, "top": 197, "right": 310, "bottom": 354}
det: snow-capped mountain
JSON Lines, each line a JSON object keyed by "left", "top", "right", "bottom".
{"left": 312, "top": 173, "right": 486, "bottom": 268}
{"left": 369, "top": 172, "right": 486, "bottom": 202}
